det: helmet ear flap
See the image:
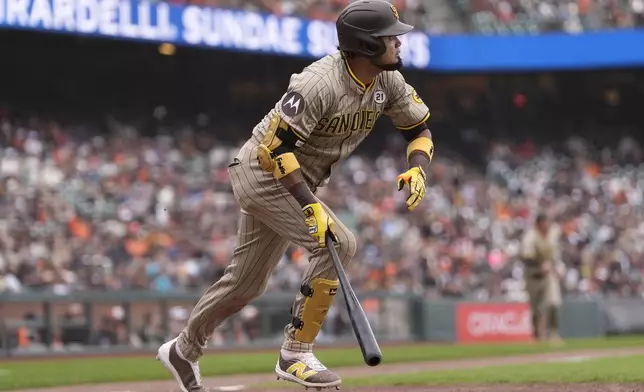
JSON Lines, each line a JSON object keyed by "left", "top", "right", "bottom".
{"left": 354, "top": 32, "right": 386, "bottom": 58}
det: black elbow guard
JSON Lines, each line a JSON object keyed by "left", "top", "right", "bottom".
{"left": 401, "top": 123, "right": 428, "bottom": 142}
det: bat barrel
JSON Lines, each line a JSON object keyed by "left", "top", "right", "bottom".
{"left": 325, "top": 231, "right": 383, "bottom": 367}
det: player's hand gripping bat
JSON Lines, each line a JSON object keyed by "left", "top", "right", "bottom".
{"left": 325, "top": 231, "right": 382, "bottom": 367}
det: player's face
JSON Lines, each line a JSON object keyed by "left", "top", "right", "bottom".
{"left": 537, "top": 220, "right": 549, "bottom": 233}
{"left": 371, "top": 36, "right": 402, "bottom": 71}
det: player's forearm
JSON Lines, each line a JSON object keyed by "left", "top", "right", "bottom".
{"left": 409, "top": 151, "right": 431, "bottom": 172}
{"left": 280, "top": 169, "right": 317, "bottom": 207}
{"left": 407, "top": 129, "right": 433, "bottom": 172}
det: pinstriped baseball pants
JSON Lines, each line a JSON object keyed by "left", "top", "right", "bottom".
{"left": 177, "top": 140, "right": 357, "bottom": 362}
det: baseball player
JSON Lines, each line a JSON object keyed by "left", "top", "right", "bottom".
{"left": 521, "top": 214, "right": 564, "bottom": 343}
{"left": 156, "top": 1, "right": 434, "bottom": 390}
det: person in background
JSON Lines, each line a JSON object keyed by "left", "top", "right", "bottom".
{"left": 521, "top": 213, "right": 564, "bottom": 344}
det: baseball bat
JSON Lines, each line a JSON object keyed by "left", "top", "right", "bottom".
{"left": 325, "top": 231, "right": 382, "bottom": 367}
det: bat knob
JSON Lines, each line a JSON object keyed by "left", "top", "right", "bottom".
{"left": 366, "top": 354, "right": 382, "bottom": 367}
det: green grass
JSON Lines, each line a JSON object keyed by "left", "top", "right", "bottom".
{"left": 259, "top": 353, "right": 644, "bottom": 389}
{"left": 0, "top": 336, "right": 642, "bottom": 390}
{"left": 335, "top": 353, "right": 644, "bottom": 387}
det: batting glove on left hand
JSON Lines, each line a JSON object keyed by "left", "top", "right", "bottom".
{"left": 396, "top": 166, "right": 426, "bottom": 211}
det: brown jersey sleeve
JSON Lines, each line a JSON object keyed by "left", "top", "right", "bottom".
{"left": 383, "top": 71, "right": 430, "bottom": 131}
{"left": 275, "top": 70, "right": 331, "bottom": 141}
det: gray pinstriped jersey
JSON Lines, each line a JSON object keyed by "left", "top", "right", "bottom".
{"left": 251, "top": 52, "right": 430, "bottom": 188}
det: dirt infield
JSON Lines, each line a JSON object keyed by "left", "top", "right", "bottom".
{"left": 7, "top": 347, "right": 644, "bottom": 392}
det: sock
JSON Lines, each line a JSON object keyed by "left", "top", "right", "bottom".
{"left": 281, "top": 348, "right": 298, "bottom": 359}
{"left": 531, "top": 313, "right": 540, "bottom": 339}
{"left": 548, "top": 306, "right": 560, "bottom": 336}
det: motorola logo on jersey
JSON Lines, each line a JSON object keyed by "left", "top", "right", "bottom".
{"left": 281, "top": 92, "right": 305, "bottom": 117}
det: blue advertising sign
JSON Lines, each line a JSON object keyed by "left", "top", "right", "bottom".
{"left": 428, "top": 29, "right": 644, "bottom": 71}
{"left": 1, "top": 0, "right": 643, "bottom": 71}
{"left": 0, "top": 0, "right": 431, "bottom": 67}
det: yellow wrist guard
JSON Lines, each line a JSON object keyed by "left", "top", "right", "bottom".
{"left": 406, "top": 136, "right": 434, "bottom": 164}
{"left": 257, "top": 146, "right": 300, "bottom": 180}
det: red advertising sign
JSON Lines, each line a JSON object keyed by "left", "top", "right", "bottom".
{"left": 456, "top": 302, "right": 534, "bottom": 343}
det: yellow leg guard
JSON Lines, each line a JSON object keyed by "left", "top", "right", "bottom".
{"left": 292, "top": 278, "right": 339, "bottom": 343}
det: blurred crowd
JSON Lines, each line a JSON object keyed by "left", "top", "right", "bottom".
{"left": 1, "top": 111, "right": 643, "bottom": 301}
{"left": 464, "top": 0, "right": 644, "bottom": 33}
{"left": 160, "top": 0, "right": 432, "bottom": 30}
{"left": 152, "top": 0, "right": 644, "bottom": 34}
